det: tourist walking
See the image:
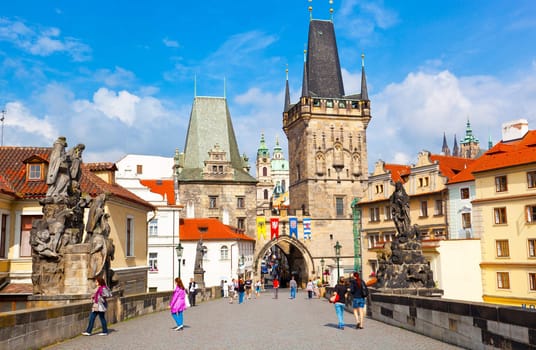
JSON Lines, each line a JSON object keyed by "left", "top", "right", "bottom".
{"left": 289, "top": 276, "right": 297, "bottom": 299}
{"left": 273, "top": 278, "right": 279, "bottom": 299}
{"left": 306, "top": 279, "right": 314, "bottom": 299}
{"left": 331, "top": 276, "right": 348, "bottom": 330}
{"left": 169, "top": 277, "right": 187, "bottom": 331}
{"left": 314, "top": 276, "right": 321, "bottom": 298}
{"left": 188, "top": 278, "right": 198, "bottom": 307}
{"left": 254, "top": 280, "right": 261, "bottom": 298}
{"left": 237, "top": 278, "right": 246, "bottom": 304}
{"left": 223, "top": 280, "right": 229, "bottom": 298}
{"left": 350, "top": 272, "right": 368, "bottom": 329}
{"left": 245, "top": 277, "right": 253, "bottom": 299}
{"left": 82, "top": 276, "right": 112, "bottom": 336}
{"left": 228, "top": 278, "right": 237, "bottom": 303}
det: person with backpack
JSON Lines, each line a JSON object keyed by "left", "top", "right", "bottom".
{"left": 349, "top": 272, "right": 368, "bottom": 329}
{"left": 82, "top": 276, "right": 112, "bottom": 336}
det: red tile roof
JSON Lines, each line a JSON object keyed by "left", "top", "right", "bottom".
{"left": 469, "top": 130, "right": 536, "bottom": 174}
{"left": 179, "top": 218, "right": 255, "bottom": 242}
{"left": 429, "top": 154, "right": 474, "bottom": 180}
{"left": 384, "top": 163, "right": 411, "bottom": 183}
{"left": 140, "top": 179, "right": 176, "bottom": 205}
{"left": 0, "top": 146, "right": 154, "bottom": 209}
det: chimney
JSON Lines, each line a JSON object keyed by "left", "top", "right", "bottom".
{"left": 501, "top": 119, "right": 529, "bottom": 142}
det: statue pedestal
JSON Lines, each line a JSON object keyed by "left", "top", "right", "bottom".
{"left": 63, "top": 243, "right": 93, "bottom": 294}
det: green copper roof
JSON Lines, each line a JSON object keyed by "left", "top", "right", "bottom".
{"left": 257, "top": 133, "right": 270, "bottom": 157}
{"left": 179, "top": 96, "right": 255, "bottom": 182}
{"left": 460, "top": 119, "right": 479, "bottom": 145}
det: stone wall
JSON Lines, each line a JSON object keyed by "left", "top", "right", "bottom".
{"left": 0, "top": 287, "right": 221, "bottom": 350}
{"left": 369, "top": 293, "right": 536, "bottom": 349}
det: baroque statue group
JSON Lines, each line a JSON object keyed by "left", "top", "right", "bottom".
{"left": 30, "top": 136, "right": 116, "bottom": 295}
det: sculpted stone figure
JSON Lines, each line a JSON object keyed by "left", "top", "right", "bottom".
{"left": 85, "top": 193, "right": 106, "bottom": 243}
{"left": 46, "top": 136, "right": 71, "bottom": 203}
{"left": 390, "top": 181, "right": 411, "bottom": 235}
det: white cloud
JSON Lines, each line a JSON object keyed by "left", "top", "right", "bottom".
{"left": 163, "top": 37, "right": 180, "bottom": 48}
{"left": 0, "top": 18, "right": 91, "bottom": 61}
{"left": 337, "top": 0, "right": 398, "bottom": 40}
{"left": 95, "top": 66, "right": 136, "bottom": 87}
{"left": 367, "top": 68, "right": 536, "bottom": 167}
{"left": 93, "top": 88, "right": 141, "bottom": 125}
{"left": 3, "top": 101, "right": 56, "bottom": 142}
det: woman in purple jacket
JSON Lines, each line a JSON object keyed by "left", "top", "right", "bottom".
{"left": 170, "top": 277, "right": 187, "bottom": 331}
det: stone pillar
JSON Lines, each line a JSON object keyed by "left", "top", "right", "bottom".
{"left": 63, "top": 243, "right": 93, "bottom": 294}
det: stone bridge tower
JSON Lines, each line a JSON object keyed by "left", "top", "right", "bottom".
{"left": 282, "top": 14, "right": 372, "bottom": 280}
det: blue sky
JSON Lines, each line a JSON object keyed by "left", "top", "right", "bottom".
{"left": 1, "top": 0, "right": 536, "bottom": 173}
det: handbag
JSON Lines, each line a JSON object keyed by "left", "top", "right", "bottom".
{"left": 92, "top": 303, "right": 99, "bottom": 312}
{"left": 329, "top": 293, "right": 339, "bottom": 303}
{"left": 184, "top": 295, "right": 191, "bottom": 309}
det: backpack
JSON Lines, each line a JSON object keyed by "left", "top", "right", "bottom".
{"left": 361, "top": 282, "right": 369, "bottom": 297}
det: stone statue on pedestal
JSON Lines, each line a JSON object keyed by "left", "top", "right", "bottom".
{"left": 375, "top": 181, "right": 436, "bottom": 290}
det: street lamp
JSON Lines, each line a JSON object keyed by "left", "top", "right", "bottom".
{"left": 240, "top": 255, "right": 245, "bottom": 278}
{"left": 175, "top": 243, "right": 184, "bottom": 278}
{"left": 334, "top": 241, "right": 342, "bottom": 281}
{"left": 320, "top": 258, "right": 325, "bottom": 284}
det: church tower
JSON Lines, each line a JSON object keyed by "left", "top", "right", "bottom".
{"left": 459, "top": 119, "right": 480, "bottom": 159}
{"left": 256, "top": 133, "right": 273, "bottom": 213}
{"left": 282, "top": 8, "right": 371, "bottom": 271}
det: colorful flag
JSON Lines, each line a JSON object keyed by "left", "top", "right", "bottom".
{"left": 303, "top": 217, "right": 312, "bottom": 239}
{"left": 256, "top": 217, "right": 266, "bottom": 240}
{"left": 270, "top": 218, "right": 279, "bottom": 239}
{"left": 289, "top": 217, "right": 298, "bottom": 239}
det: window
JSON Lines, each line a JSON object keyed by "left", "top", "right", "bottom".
{"left": 313, "top": 99, "right": 321, "bottom": 107}
{"left": 209, "top": 196, "right": 218, "bottom": 209}
{"left": 495, "top": 175, "right": 507, "bottom": 192}
{"left": 460, "top": 187, "right": 470, "bottom": 199}
{"left": 335, "top": 197, "right": 344, "bottom": 217}
{"left": 28, "top": 164, "right": 42, "bottom": 180}
{"left": 367, "top": 233, "right": 380, "bottom": 249}
{"left": 434, "top": 200, "right": 443, "bottom": 216}
{"left": 149, "top": 252, "right": 158, "bottom": 271}
{"left": 529, "top": 239, "right": 536, "bottom": 257}
{"left": 528, "top": 171, "right": 536, "bottom": 188}
{"left": 220, "top": 245, "right": 229, "bottom": 260}
{"left": 383, "top": 232, "right": 396, "bottom": 243}
{"left": 494, "top": 207, "right": 507, "bottom": 224}
{"left": 497, "top": 272, "right": 510, "bottom": 289}
{"left": 326, "top": 99, "right": 334, "bottom": 108}
{"left": 526, "top": 205, "right": 536, "bottom": 223}
{"left": 262, "top": 167, "right": 268, "bottom": 176}
{"left": 126, "top": 217, "right": 134, "bottom": 257}
{"left": 136, "top": 164, "right": 143, "bottom": 175}
{"left": 237, "top": 197, "right": 245, "bottom": 209}
{"left": 375, "top": 184, "right": 384, "bottom": 194}
{"left": 384, "top": 205, "right": 392, "bottom": 220}
{"left": 148, "top": 219, "right": 158, "bottom": 236}
{"left": 496, "top": 240, "right": 510, "bottom": 257}
{"left": 369, "top": 207, "right": 380, "bottom": 222}
{"left": 530, "top": 273, "right": 536, "bottom": 291}
{"left": 20, "top": 215, "right": 40, "bottom": 257}
{"left": 237, "top": 218, "right": 245, "bottom": 230}
{"left": 0, "top": 214, "right": 7, "bottom": 258}
{"left": 418, "top": 177, "right": 429, "bottom": 187}
{"left": 263, "top": 189, "right": 269, "bottom": 200}
{"left": 338, "top": 100, "right": 346, "bottom": 108}
{"left": 462, "top": 213, "right": 472, "bottom": 229}
{"left": 420, "top": 201, "right": 428, "bottom": 217}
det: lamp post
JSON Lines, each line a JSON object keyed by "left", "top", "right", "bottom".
{"left": 334, "top": 241, "right": 342, "bottom": 281}
{"left": 320, "top": 258, "right": 325, "bottom": 284}
{"left": 175, "top": 243, "right": 184, "bottom": 278}
{"left": 239, "top": 254, "right": 245, "bottom": 278}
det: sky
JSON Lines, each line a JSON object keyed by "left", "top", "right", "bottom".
{"left": 1, "top": 0, "right": 536, "bottom": 174}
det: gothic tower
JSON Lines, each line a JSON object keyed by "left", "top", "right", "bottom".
{"left": 282, "top": 13, "right": 371, "bottom": 272}
{"left": 459, "top": 119, "right": 480, "bottom": 159}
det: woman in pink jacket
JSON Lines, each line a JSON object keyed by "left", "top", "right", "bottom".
{"left": 170, "top": 277, "right": 187, "bottom": 331}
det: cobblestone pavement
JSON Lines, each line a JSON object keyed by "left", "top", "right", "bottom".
{"left": 46, "top": 290, "right": 463, "bottom": 350}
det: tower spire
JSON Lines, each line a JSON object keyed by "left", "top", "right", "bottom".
{"left": 284, "top": 65, "right": 291, "bottom": 112}
{"left": 329, "top": 0, "right": 334, "bottom": 21}
{"left": 453, "top": 134, "right": 459, "bottom": 157}
{"left": 360, "top": 53, "right": 369, "bottom": 101}
{"left": 442, "top": 132, "right": 450, "bottom": 155}
{"left": 301, "top": 48, "right": 309, "bottom": 97}
{"left": 309, "top": 0, "right": 313, "bottom": 21}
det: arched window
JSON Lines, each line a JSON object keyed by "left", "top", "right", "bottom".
{"left": 264, "top": 189, "right": 269, "bottom": 199}
{"left": 220, "top": 245, "right": 229, "bottom": 260}
{"left": 262, "top": 167, "right": 268, "bottom": 176}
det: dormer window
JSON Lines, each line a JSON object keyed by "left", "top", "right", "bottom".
{"left": 27, "top": 164, "right": 43, "bottom": 180}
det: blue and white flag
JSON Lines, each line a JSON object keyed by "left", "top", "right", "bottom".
{"left": 289, "top": 217, "right": 298, "bottom": 239}
{"left": 303, "top": 217, "right": 312, "bottom": 239}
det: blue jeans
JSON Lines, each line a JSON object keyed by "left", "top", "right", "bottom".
{"left": 86, "top": 311, "right": 108, "bottom": 334}
{"left": 334, "top": 303, "right": 345, "bottom": 328}
{"left": 171, "top": 311, "right": 183, "bottom": 327}
{"left": 290, "top": 287, "right": 296, "bottom": 299}
{"left": 238, "top": 291, "right": 245, "bottom": 304}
